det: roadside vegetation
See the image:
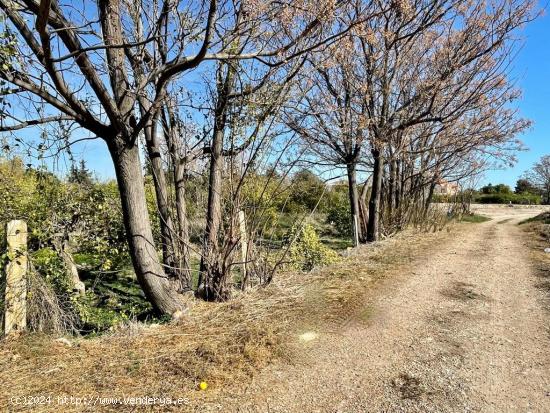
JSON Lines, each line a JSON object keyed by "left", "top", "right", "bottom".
{"left": 0, "top": 0, "right": 545, "bottom": 398}
{"left": 460, "top": 214, "right": 491, "bottom": 224}
{"left": 473, "top": 182, "right": 542, "bottom": 205}
{"left": 434, "top": 174, "right": 550, "bottom": 206}
{"left": 0, "top": 0, "right": 538, "bottom": 320}
{"left": 0, "top": 221, "right": 458, "bottom": 409}
{"left": 0, "top": 1, "right": 549, "bottom": 408}
{"left": 0, "top": 158, "right": 360, "bottom": 333}
{"left": 520, "top": 212, "right": 550, "bottom": 226}
{"left": 520, "top": 212, "right": 550, "bottom": 300}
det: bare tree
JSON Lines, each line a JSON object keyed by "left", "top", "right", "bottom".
{"left": 285, "top": 39, "right": 370, "bottom": 244}
{"left": 286, "top": 0, "right": 532, "bottom": 242}
{"left": 355, "top": 0, "right": 534, "bottom": 240}
{"left": 0, "top": 0, "right": 356, "bottom": 313}
{"left": 523, "top": 155, "right": 550, "bottom": 204}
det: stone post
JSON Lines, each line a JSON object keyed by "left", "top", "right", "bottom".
{"left": 4, "top": 220, "right": 28, "bottom": 336}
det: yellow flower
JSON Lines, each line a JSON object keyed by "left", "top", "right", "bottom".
{"left": 101, "top": 259, "right": 112, "bottom": 271}
{"left": 199, "top": 381, "right": 208, "bottom": 391}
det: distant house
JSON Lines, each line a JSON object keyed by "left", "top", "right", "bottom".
{"left": 434, "top": 179, "right": 459, "bottom": 196}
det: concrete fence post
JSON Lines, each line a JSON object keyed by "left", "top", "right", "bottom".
{"left": 4, "top": 220, "right": 28, "bottom": 336}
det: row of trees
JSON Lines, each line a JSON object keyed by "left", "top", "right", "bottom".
{"left": 521, "top": 155, "right": 550, "bottom": 204}
{"left": 474, "top": 182, "right": 540, "bottom": 205}
{"left": 475, "top": 155, "right": 550, "bottom": 204}
{"left": 0, "top": 0, "right": 535, "bottom": 314}
{"left": 289, "top": 0, "right": 533, "bottom": 243}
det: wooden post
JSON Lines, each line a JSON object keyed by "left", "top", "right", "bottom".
{"left": 238, "top": 210, "right": 248, "bottom": 290}
{"left": 4, "top": 220, "right": 28, "bottom": 336}
{"left": 352, "top": 214, "right": 360, "bottom": 247}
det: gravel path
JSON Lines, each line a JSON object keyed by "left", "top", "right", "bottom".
{"left": 209, "top": 207, "right": 550, "bottom": 412}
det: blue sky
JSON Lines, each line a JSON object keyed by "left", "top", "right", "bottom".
{"left": 482, "top": 4, "right": 550, "bottom": 188}
{"left": 15, "top": 3, "right": 550, "bottom": 186}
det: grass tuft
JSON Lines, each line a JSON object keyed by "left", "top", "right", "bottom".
{"left": 460, "top": 214, "right": 491, "bottom": 223}
{"left": 518, "top": 212, "right": 550, "bottom": 226}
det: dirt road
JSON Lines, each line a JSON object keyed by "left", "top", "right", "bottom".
{"left": 209, "top": 207, "right": 550, "bottom": 412}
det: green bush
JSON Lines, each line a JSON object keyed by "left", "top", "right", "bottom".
{"left": 326, "top": 199, "right": 352, "bottom": 236}
{"left": 285, "top": 170, "right": 328, "bottom": 213}
{"left": 0, "top": 158, "right": 136, "bottom": 333}
{"left": 286, "top": 223, "right": 339, "bottom": 271}
{"left": 31, "top": 248, "right": 131, "bottom": 333}
{"left": 32, "top": 248, "right": 74, "bottom": 295}
{"left": 72, "top": 292, "right": 130, "bottom": 333}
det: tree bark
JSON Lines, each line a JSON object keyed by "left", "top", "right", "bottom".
{"left": 367, "top": 148, "right": 383, "bottom": 242}
{"left": 198, "top": 62, "right": 236, "bottom": 300}
{"left": 388, "top": 158, "right": 397, "bottom": 214}
{"left": 198, "top": 124, "right": 224, "bottom": 298}
{"left": 145, "top": 133, "right": 184, "bottom": 286}
{"left": 162, "top": 105, "right": 193, "bottom": 291}
{"left": 346, "top": 163, "right": 363, "bottom": 245}
{"left": 358, "top": 178, "right": 371, "bottom": 239}
{"left": 395, "top": 159, "right": 402, "bottom": 210}
{"left": 52, "top": 238, "right": 85, "bottom": 295}
{"left": 173, "top": 158, "right": 193, "bottom": 290}
{"left": 424, "top": 181, "right": 437, "bottom": 218}
{"left": 109, "top": 139, "right": 186, "bottom": 315}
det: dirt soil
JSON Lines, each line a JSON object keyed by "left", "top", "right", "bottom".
{"left": 200, "top": 206, "right": 550, "bottom": 412}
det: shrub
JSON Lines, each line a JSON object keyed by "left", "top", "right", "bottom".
{"left": 32, "top": 248, "right": 74, "bottom": 295}
{"left": 326, "top": 199, "right": 352, "bottom": 237}
{"left": 72, "top": 292, "right": 130, "bottom": 333}
{"left": 285, "top": 170, "right": 328, "bottom": 213}
{"left": 26, "top": 268, "right": 78, "bottom": 334}
{"left": 31, "top": 248, "right": 139, "bottom": 333}
{"left": 286, "top": 224, "right": 339, "bottom": 271}
{"left": 474, "top": 192, "right": 540, "bottom": 205}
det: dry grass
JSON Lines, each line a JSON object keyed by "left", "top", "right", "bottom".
{"left": 522, "top": 215, "right": 550, "bottom": 298}
{"left": 0, "top": 224, "right": 461, "bottom": 412}
{"left": 26, "top": 269, "right": 79, "bottom": 335}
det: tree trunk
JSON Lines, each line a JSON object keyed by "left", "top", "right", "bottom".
{"left": 198, "top": 125, "right": 224, "bottom": 298}
{"left": 388, "top": 158, "right": 397, "bottom": 214}
{"left": 367, "top": 148, "right": 383, "bottom": 242}
{"left": 173, "top": 159, "right": 192, "bottom": 291}
{"left": 162, "top": 105, "right": 193, "bottom": 291}
{"left": 145, "top": 135, "right": 184, "bottom": 286}
{"left": 424, "top": 181, "right": 437, "bottom": 218}
{"left": 346, "top": 163, "right": 363, "bottom": 245}
{"left": 109, "top": 139, "right": 186, "bottom": 315}
{"left": 395, "top": 159, "right": 402, "bottom": 210}
{"left": 198, "top": 62, "right": 236, "bottom": 300}
{"left": 358, "top": 178, "right": 371, "bottom": 241}
{"left": 52, "top": 238, "right": 85, "bottom": 295}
